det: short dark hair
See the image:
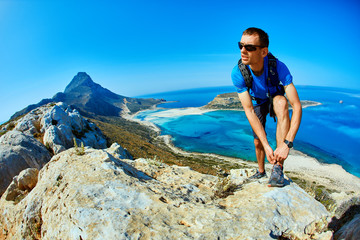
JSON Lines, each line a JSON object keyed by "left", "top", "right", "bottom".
{"left": 243, "top": 27, "right": 269, "bottom": 47}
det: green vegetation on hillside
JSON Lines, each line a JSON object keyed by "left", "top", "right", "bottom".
{"left": 285, "top": 171, "right": 337, "bottom": 211}
{"left": 88, "top": 115, "right": 243, "bottom": 176}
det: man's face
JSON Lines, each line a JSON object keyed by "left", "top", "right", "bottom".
{"left": 240, "top": 34, "right": 267, "bottom": 66}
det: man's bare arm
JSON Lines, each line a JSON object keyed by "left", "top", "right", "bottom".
{"left": 284, "top": 83, "right": 302, "bottom": 142}
{"left": 274, "top": 83, "right": 302, "bottom": 161}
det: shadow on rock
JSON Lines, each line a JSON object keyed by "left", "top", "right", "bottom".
{"left": 328, "top": 199, "right": 360, "bottom": 240}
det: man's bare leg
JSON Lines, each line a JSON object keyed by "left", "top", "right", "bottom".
{"left": 254, "top": 138, "right": 265, "bottom": 173}
{"left": 273, "top": 95, "right": 290, "bottom": 165}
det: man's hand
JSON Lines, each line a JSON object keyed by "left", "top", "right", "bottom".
{"left": 274, "top": 142, "right": 290, "bottom": 163}
{"left": 264, "top": 145, "right": 276, "bottom": 164}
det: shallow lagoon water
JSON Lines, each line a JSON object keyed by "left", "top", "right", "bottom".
{"left": 136, "top": 86, "right": 360, "bottom": 177}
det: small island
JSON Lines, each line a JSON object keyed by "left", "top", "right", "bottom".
{"left": 202, "top": 92, "right": 321, "bottom": 110}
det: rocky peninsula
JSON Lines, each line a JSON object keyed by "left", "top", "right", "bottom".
{"left": 202, "top": 92, "right": 321, "bottom": 110}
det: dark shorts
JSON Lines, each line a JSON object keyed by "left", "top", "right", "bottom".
{"left": 252, "top": 101, "right": 270, "bottom": 139}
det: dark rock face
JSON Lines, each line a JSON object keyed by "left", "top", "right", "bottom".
{"left": 64, "top": 72, "right": 99, "bottom": 94}
{"left": 62, "top": 73, "right": 123, "bottom": 117}
{"left": 11, "top": 72, "right": 163, "bottom": 119}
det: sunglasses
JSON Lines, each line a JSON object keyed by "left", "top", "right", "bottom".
{"left": 238, "top": 42, "right": 265, "bottom": 52}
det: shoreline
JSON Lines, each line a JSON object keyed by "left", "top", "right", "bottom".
{"left": 124, "top": 106, "right": 360, "bottom": 205}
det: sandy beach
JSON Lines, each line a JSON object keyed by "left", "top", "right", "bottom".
{"left": 126, "top": 106, "right": 360, "bottom": 205}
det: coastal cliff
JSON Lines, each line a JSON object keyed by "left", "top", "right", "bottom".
{"left": 203, "top": 92, "right": 243, "bottom": 109}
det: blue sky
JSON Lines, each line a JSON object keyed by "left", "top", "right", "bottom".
{"left": 1, "top": 0, "right": 359, "bottom": 122}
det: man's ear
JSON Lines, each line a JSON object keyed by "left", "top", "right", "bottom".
{"left": 261, "top": 47, "right": 268, "bottom": 57}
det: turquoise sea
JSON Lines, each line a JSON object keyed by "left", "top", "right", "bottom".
{"left": 136, "top": 86, "right": 360, "bottom": 178}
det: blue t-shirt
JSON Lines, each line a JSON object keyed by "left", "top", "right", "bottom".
{"left": 231, "top": 55, "right": 293, "bottom": 106}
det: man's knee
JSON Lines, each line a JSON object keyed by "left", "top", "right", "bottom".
{"left": 273, "top": 95, "right": 289, "bottom": 120}
{"left": 254, "top": 138, "right": 263, "bottom": 149}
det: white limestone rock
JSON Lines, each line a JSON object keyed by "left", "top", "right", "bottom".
{"left": 17, "top": 168, "right": 39, "bottom": 191}
{"left": 0, "top": 102, "right": 108, "bottom": 195}
{"left": 0, "top": 131, "right": 51, "bottom": 196}
{"left": 43, "top": 125, "right": 67, "bottom": 154}
{"left": 0, "top": 147, "right": 330, "bottom": 239}
{"left": 37, "top": 102, "right": 107, "bottom": 154}
{"left": 2, "top": 168, "right": 39, "bottom": 201}
{"left": 67, "top": 109, "right": 83, "bottom": 131}
{"left": 106, "top": 142, "right": 133, "bottom": 160}
{"left": 229, "top": 168, "right": 256, "bottom": 185}
{"left": 41, "top": 104, "right": 71, "bottom": 132}
{"left": 14, "top": 114, "right": 39, "bottom": 135}
{"left": 81, "top": 130, "right": 107, "bottom": 150}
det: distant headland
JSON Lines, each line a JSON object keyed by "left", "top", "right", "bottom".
{"left": 202, "top": 92, "right": 321, "bottom": 110}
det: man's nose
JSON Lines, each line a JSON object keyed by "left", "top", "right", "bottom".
{"left": 241, "top": 47, "right": 247, "bottom": 54}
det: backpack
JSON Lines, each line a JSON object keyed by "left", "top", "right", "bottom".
{"left": 237, "top": 53, "right": 285, "bottom": 121}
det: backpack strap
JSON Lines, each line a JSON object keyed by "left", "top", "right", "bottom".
{"left": 266, "top": 53, "right": 285, "bottom": 122}
{"left": 267, "top": 52, "right": 278, "bottom": 85}
{"left": 238, "top": 58, "right": 261, "bottom": 103}
{"left": 238, "top": 59, "right": 261, "bottom": 103}
{"left": 266, "top": 53, "right": 285, "bottom": 98}
{"left": 238, "top": 58, "right": 253, "bottom": 90}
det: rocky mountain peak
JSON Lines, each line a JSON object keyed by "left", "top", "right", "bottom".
{"left": 11, "top": 72, "right": 164, "bottom": 120}
{"left": 64, "top": 72, "right": 98, "bottom": 93}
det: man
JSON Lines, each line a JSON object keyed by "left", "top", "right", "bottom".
{"left": 231, "top": 27, "right": 302, "bottom": 187}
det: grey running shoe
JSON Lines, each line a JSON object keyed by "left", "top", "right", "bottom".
{"left": 268, "top": 164, "right": 285, "bottom": 187}
{"left": 249, "top": 170, "right": 266, "bottom": 179}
